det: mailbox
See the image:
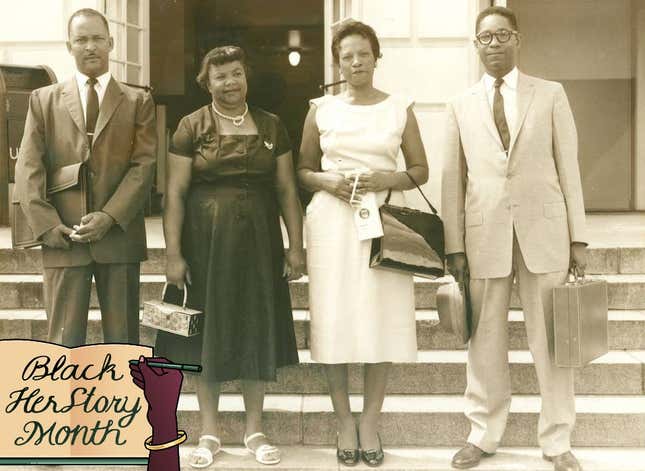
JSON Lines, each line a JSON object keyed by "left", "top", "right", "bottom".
{"left": 0, "top": 64, "right": 57, "bottom": 226}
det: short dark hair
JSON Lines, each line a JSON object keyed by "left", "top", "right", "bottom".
{"left": 67, "top": 8, "right": 110, "bottom": 39}
{"left": 331, "top": 20, "right": 382, "bottom": 64}
{"left": 475, "top": 6, "right": 519, "bottom": 32}
{"left": 196, "top": 46, "right": 249, "bottom": 91}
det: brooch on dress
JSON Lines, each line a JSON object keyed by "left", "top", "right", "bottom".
{"left": 264, "top": 140, "right": 274, "bottom": 150}
{"left": 196, "top": 131, "right": 216, "bottom": 145}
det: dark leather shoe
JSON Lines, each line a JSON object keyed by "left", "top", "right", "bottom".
{"left": 360, "top": 433, "right": 384, "bottom": 467}
{"left": 543, "top": 451, "right": 582, "bottom": 471}
{"left": 336, "top": 432, "right": 360, "bottom": 466}
{"left": 451, "top": 443, "right": 494, "bottom": 469}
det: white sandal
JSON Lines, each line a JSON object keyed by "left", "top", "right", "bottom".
{"left": 244, "top": 432, "right": 281, "bottom": 465}
{"left": 189, "top": 435, "right": 221, "bottom": 469}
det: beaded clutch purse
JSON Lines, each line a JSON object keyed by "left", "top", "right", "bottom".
{"left": 142, "top": 284, "right": 203, "bottom": 337}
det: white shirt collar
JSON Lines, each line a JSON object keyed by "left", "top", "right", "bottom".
{"left": 75, "top": 70, "right": 112, "bottom": 91}
{"left": 482, "top": 67, "right": 519, "bottom": 91}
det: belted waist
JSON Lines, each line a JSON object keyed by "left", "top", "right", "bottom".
{"left": 192, "top": 174, "right": 275, "bottom": 189}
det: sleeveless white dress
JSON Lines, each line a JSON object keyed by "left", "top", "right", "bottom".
{"left": 306, "top": 94, "right": 417, "bottom": 363}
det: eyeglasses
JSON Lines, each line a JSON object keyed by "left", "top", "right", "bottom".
{"left": 475, "top": 29, "right": 518, "bottom": 46}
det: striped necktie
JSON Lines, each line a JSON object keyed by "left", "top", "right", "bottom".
{"left": 493, "top": 78, "right": 510, "bottom": 152}
{"left": 86, "top": 77, "right": 99, "bottom": 144}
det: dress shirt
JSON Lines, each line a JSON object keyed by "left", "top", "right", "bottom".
{"left": 74, "top": 70, "right": 112, "bottom": 124}
{"left": 482, "top": 67, "right": 518, "bottom": 138}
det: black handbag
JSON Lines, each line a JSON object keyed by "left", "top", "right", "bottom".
{"left": 369, "top": 173, "right": 445, "bottom": 278}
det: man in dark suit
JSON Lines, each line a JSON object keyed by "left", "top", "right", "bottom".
{"left": 442, "top": 6, "right": 586, "bottom": 471}
{"left": 15, "top": 8, "right": 156, "bottom": 346}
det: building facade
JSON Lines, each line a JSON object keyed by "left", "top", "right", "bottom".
{"left": 1, "top": 0, "right": 644, "bottom": 214}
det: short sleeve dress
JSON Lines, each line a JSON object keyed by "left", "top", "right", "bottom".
{"left": 305, "top": 94, "right": 418, "bottom": 364}
{"left": 155, "top": 105, "right": 299, "bottom": 382}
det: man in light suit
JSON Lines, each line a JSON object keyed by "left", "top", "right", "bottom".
{"left": 15, "top": 8, "right": 156, "bottom": 347}
{"left": 442, "top": 7, "right": 587, "bottom": 471}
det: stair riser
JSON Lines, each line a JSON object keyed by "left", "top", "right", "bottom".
{"left": 2, "top": 247, "right": 644, "bottom": 275}
{"left": 3, "top": 317, "right": 644, "bottom": 351}
{"left": 177, "top": 363, "right": 642, "bottom": 395}
{"left": 175, "top": 410, "right": 645, "bottom": 447}
{"left": 1, "top": 280, "right": 644, "bottom": 309}
{"left": 0, "top": 250, "right": 166, "bottom": 275}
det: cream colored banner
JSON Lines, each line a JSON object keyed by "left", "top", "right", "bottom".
{"left": 0, "top": 340, "right": 152, "bottom": 459}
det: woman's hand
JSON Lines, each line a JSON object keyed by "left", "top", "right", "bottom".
{"left": 320, "top": 173, "right": 368, "bottom": 204}
{"left": 355, "top": 171, "right": 394, "bottom": 193}
{"left": 166, "top": 254, "right": 191, "bottom": 289}
{"left": 283, "top": 248, "right": 306, "bottom": 281}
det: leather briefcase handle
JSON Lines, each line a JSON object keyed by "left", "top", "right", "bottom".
{"left": 161, "top": 282, "right": 188, "bottom": 308}
{"left": 568, "top": 265, "right": 586, "bottom": 284}
{"left": 384, "top": 171, "right": 438, "bottom": 215}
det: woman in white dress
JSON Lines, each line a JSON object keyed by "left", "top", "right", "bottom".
{"left": 297, "top": 21, "right": 428, "bottom": 467}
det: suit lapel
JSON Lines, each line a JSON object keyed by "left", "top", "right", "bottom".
{"left": 508, "top": 73, "right": 535, "bottom": 156}
{"left": 93, "top": 78, "right": 124, "bottom": 142}
{"left": 61, "top": 79, "right": 86, "bottom": 135}
{"left": 476, "top": 81, "right": 503, "bottom": 150}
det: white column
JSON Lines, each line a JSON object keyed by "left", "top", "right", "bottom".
{"left": 634, "top": 0, "right": 645, "bottom": 209}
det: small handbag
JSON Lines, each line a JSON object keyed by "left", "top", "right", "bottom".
{"left": 142, "top": 283, "right": 203, "bottom": 337}
{"left": 369, "top": 172, "right": 445, "bottom": 278}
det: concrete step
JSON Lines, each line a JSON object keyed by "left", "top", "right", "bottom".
{"left": 177, "top": 446, "right": 645, "bottom": 471}
{"left": 2, "top": 245, "right": 644, "bottom": 275}
{"left": 1, "top": 274, "right": 645, "bottom": 310}
{"left": 180, "top": 349, "right": 644, "bottom": 395}
{"left": 172, "top": 394, "right": 645, "bottom": 447}
{"left": 7, "top": 446, "right": 645, "bottom": 470}
{"left": 3, "top": 309, "right": 645, "bottom": 351}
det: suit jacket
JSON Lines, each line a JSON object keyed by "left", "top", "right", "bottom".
{"left": 441, "top": 72, "right": 586, "bottom": 279}
{"left": 15, "top": 77, "right": 156, "bottom": 268}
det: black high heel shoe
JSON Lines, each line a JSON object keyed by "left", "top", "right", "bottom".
{"left": 336, "top": 431, "right": 360, "bottom": 466}
{"left": 360, "top": 433, "right": 384, "bottom": 467}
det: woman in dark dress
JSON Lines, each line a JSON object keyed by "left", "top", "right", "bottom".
{"left": 157, "top": 45, "right": 304, "bottom": 467}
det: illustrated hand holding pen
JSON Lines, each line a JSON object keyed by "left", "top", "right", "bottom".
{"left": 129, "top": 356, "right": 189, "bottom": 471}
{"left": 129, "top": 356, "right": 184, "bottom": 421}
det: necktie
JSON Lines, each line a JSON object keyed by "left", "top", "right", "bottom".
{"left": 493, "top": 78, "right": 510, "bottom": 152}
{"left": 86, "top": 77, "right": 99, "bottom": 144}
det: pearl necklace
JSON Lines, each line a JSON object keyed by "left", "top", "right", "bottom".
{"left": 212, "top": 102, "right": 248, "bottom": 126}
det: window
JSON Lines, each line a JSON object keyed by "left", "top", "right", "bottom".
{"left": 102, "top": 0, "right": 149, "bottom": 86}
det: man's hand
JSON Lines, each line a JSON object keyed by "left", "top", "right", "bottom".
{"left": 69, "top": 211, "right": 115, "bottom": 243}
{"left": 41, "top": 224, "right": 75, "bottom": 249}
{"left": 447, "top": 252, "right": 469, "bottom": 283}
{"left": 570, "top": 242, "right": 587, "bottom": 277}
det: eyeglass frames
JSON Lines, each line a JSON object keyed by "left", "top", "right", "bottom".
{"left": 475, "top": 29, "right": 518, "bottom": 46}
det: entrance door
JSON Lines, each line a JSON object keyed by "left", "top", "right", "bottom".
{"left": 508, "top": 0, "right": 635, "bottom": 210}
{"left": 324, "top": 0, "right": 489, "bottom": 210}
